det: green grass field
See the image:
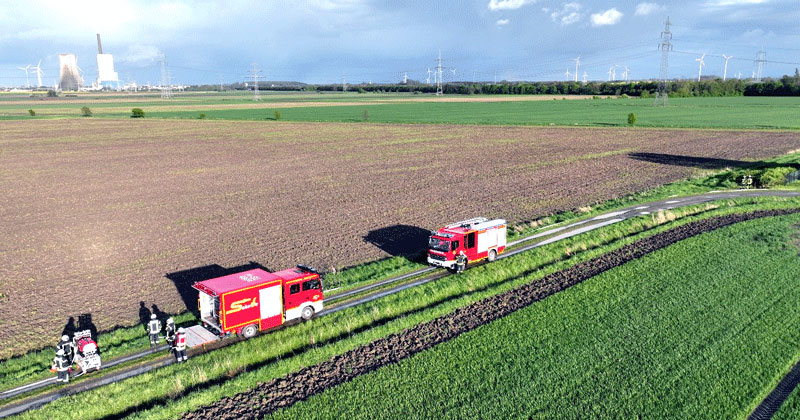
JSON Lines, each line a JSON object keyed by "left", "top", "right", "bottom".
{"left": 266, "top": 214, "right": 800, "bottom": 420}
{"left": 157, "top": 96, "right": 800, "bottom": 129}
{"left": 3, "top": 93, "right": 800, "bottom": 130}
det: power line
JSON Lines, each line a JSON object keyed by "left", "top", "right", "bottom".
{"left": 159, "top": 53, "right": 172, "bottom": 99}
{"left": 249, "top": 63, "right": 261, "bottom": 100}
{"left": 655, "top": 16, "right": 672, "bottom": 106}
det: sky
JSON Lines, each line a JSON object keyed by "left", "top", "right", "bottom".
{"left": 0, "top": 0, "right": 798, "bottom": 87}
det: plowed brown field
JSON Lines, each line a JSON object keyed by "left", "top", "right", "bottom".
{"left": 1, "top": 119, "right": 798, "bottom": 357}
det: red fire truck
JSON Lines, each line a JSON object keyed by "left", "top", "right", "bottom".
{"left": 192, "top": 265, "right": 323, "bottom": 338}
{"left": 427, "top": 217, "right": 507, "bottom": 271}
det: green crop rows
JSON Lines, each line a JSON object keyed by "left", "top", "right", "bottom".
{"left": 4, "top": 94, "right": 800, "bottom": 130}
{"left": 11, "top": 197, "right": 800, "bottom": 420}
{"left": 149, "top": 96, "right": 800, "bottom": 130}
{"left": 267, "top": 214, "right": 800, "bottom": 420}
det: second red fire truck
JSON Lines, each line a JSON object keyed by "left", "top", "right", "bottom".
{"left": 192, "top": 265, "right": 324, "bottom": 339}
{"left": 427, "top": 217, "right": 507, "bottom": 272}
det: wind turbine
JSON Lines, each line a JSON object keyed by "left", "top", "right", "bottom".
{"left": 17, "top": 64, "right": 31, "bottom": 88}
{"left": 34, "top": 60, "right": 43, "bottom": 87}
{"left": 607, "top": 66, "right": 617, "bottom": 81}
{"left": 426, "top": 68, "right": 432, "bottom": 84}
{"left": 573, "top": 56, "right": 580, "bottom": 82}
{"left": 722, "top": 54, "right": 733, "bottom": 81}
{"left": 565, "top": 68, "right": 571, "bottom": 81}
{"left": 622, "top": 66, "right": 630, "bottom": 81}
{"left": 696, "top": 53, "right": 706, "bottom": 82}
{"left": 582, "top": 71, "right": 588, "bottom": 83}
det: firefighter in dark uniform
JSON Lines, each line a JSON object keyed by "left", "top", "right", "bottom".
{"left": 52, "top": 349, "right": 71, "bottom": 383}
{"left": 164, "top": 317, "right": 176, "bottom": 348}
{"left": 455, "top": 250, "right": 467, "bottom": 274}
{"left": 148, "top": 314, "right": 162, "bottom": 348}
{"left": 57, "top": 334, "right": 74, "bottom": 364}
{"left": 174, "top": 327, "right": 188, "bottom": 362}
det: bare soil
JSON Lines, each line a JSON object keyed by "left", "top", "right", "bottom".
{"left": 1, "top": 119, "right": 799, "bottom": 357}
{"left": 181, "top": 209, "right": 800, "bottom": 419}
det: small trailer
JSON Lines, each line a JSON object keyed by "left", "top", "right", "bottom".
{"left": 191, "top": 266, "right": 324, "bottom": 340}
{"left": 427, "top": 217, "right": 507, "bottom": 271}
{"left": 72, "top": 330, "right": 101, "bottom": 375}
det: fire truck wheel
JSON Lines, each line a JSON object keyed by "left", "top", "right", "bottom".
{"left": 301, "top": 306, "right": 315, "bottom": 320}
{"left": 487, "top": 249, "right": 497, "bottom": 262}
{"left": 242, "top": 324, "right": 259, "bottom": 339}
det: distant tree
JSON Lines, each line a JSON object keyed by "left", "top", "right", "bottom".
{"left": 627, "top": 112, "right": 637, "bottom": 126}
{"left": 47, "top": 90, "right": 58, "bottom": 97}
{"left": 198, "top": 113, "right": 206, "bottom": 119}
{"left": 362, "top": 109, "right": 369, "bottom": 122}
{"left": 81, "top": 106, "right": 92, "bottom": 117}
{"left": 131, "top": 108, "right": 145, "bottom": 118}
{"left": 273, "top": 110, "right": 281, "bottom": 120}
{"left": 27, "top": 109, "right": 35, "bottom": 116}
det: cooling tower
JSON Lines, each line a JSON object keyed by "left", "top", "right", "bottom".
{"left": 58, "top": 54, "right": 83, "bottom": 90}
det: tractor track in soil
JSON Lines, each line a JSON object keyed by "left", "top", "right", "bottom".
{"left": 748, "top": 360, "right": 800, "bottom": 420}
{"left": 182, "top": 208, "right": 800, "bottom": 420}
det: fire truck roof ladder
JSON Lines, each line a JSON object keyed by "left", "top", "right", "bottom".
{"left": 446, "top": 217, "right": 488, "bottom": 229}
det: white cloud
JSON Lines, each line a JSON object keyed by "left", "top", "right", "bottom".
{"left": 635, "top": 3, "right": 665, "bottom": 16}
{"left": 496, "top": 19, "right": 510, "bottom": 25}
{"left": 488, "top": 0, "right": 534, "bottom": 11}
{"left": 704, "top": 0, "right": 767, "bottom": 6}
{"left": 590, "top": 8, "right": 623, "bottom": 26}
{"left": 118, "top": 45, "right": 161, "bottom": 67}
{"left": 550, "top": 2, "right": 582, "bottom": 25}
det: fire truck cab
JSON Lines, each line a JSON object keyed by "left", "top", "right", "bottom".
{"left": 427, "top": 217, "right": 507, "bottom": 271}
{"left": 192, "top": 265, "right": 323, "bottom": 339}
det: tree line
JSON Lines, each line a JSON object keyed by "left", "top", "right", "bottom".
{"left": 306, "top": 70, "right": 800, "bottom": 97}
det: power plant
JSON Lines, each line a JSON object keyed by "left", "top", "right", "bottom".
{"left": 56, "top": 34, "right": 118, "bottom": 91}
{"left": 57, "top": 54, "right": 82, "bottom": 91}
{"left": 95, "top": 34, "right": 118, "bottom": 88}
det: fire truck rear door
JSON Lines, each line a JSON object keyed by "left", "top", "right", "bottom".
{"left": 259, "top": 285, "right": 282, "bottom": 322}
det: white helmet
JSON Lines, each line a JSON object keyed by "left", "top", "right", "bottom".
{"left": 61, "top": 335, "right": 69, "bottom": 341}
{"left": 151, "top": 314, "right": 157, "bottom": 319}
{"left": 56, "top": 349, "right": 65, "bottom": 356}
{"left": 167, "top": 317, "right": 174, "bottom": 324}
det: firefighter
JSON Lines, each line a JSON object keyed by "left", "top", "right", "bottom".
{"left": 147, "top": 314, "right": 162, "bottom": 348}
{"left": 174, "top": 327, "right": 188, "bottom": 362}
{"left": 57, "top": 334, "right": 74, "bottom": 364}
{"left": 455, "top": 250, "right": 467, "bottom": 274}
{"left": 164, "top": 317, "right": 176, "bottom": 348}
{"left": 52, "top": 349, "right": 71, "bottom": 383}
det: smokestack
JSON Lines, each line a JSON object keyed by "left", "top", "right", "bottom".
{"left": 96, "top": 33, "right": 103, "bottom": 54}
